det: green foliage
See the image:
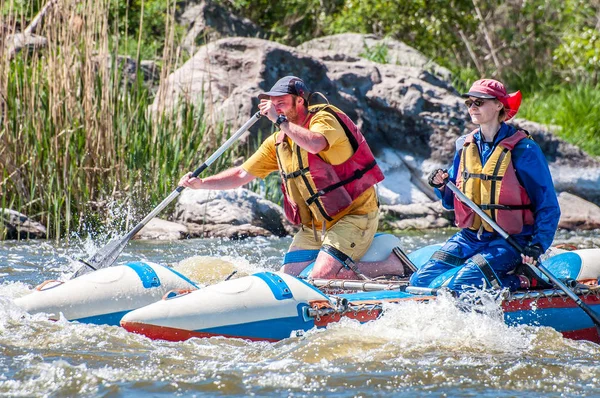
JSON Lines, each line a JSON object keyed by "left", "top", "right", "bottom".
{"left": 3, "top": 0, "right": 600, "bottom": 240}
{"left": 520, "top": 85, "right": 600, "bottom": 156}
{"left": 359, "top": 42, "right": 389, "bottom": 64}
{"left": 223, "top": 0, "right": 340, "bottom": 45}
{"left": 324, "top": 0, "right": 476, "bottom": 62}
{"left": 107, "top": 0, "right": 185, "bottom": 59}
{"left": 554, "top": 28, "right": 600, "bottom": 83}
{"left": 1, "top": 0, "right": 44, "bottom": 16}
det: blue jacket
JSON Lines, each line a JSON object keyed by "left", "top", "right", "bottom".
{"left": 437, "top": 123, "right": 561, "bottom": 250}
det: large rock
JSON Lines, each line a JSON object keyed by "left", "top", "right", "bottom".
{"left": 186, "top": 223, "right": 272, "bottom": 239}
{"left": 135, "top": 218, "right": 189, "bottom": 240}
{"left": 153, "top": 34, "right": 600, "bottom": 206}
{"left": 177, "top": 0, "right": 265, "bottom": 55}
{"left": 174, "top": 188, "right": 293, "bottom": 238}
{"left": 557, "top": 192, "right": 600, "bottom": 230}
{"left": 1, "top": 209, "right": 46, "bottom": 239}
{"left": 297, "top": 33, "right": 453, "bottom": 83}
{"left": 380, "top": 202, "right": 453, "bottom": 230}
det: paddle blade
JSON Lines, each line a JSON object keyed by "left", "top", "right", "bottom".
{"left": 70, "top": 237, "right": 128, "bottom": 279}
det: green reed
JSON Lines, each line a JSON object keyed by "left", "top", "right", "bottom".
{"left": 0, "top": 0, "right": 240, "bottom": 240}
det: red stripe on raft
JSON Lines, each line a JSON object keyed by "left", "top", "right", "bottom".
{"left": 503, "top": 294, "right": 600, "bottom": 312}
{"left": 121, "top": 322, "right": 279, "bottom": 343}
{"left": 562, "top": 327, "right": 600, "bottom": 343}
{"left": 314, "top": 309, "right": 382, "bottom": 327}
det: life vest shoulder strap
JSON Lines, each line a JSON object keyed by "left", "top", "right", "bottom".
{"left": 498, "top": 129, "right": 529, "bottom": 150}
{"left": 309, "top": 105, "right": 360, "bottom": 152}
{"left": 463, "top": 131, "right": 477, "bottom": 146}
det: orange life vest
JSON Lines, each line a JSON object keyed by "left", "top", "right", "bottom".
{"left": 454, "top": 130, "right": 534, "bottom": 234}
{"left": 276, "top": 105, "right": 384, "bottom": 225}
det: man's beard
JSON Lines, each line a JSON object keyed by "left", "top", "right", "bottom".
{"left": 284, "top": 105, "right": 299, "bottom": 124}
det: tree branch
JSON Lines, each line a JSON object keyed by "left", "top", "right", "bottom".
{"left": 6, "top": 0, "right": 59, "bottom": 60}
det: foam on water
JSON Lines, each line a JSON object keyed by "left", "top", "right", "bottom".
{"left": 2, "top": 233, "right": 600, "bottom": 396}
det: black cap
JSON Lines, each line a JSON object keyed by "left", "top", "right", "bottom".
{"left": 258, "top": 76, "right": 310, "bottom": 101}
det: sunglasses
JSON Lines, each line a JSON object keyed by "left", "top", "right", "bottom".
{"left": 464, "top": 99, "right": 488, "bottom": 108}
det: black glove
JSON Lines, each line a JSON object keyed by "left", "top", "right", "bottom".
{"left": 522, "top": 243, "right": 544, "bottom": 261}
{"left": 428, "top": 169, "right": 447, "bottom": 189}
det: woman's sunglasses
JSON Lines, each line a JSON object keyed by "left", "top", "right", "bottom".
{"left": 464, "top": 99, "right": 487, "bottom": 108}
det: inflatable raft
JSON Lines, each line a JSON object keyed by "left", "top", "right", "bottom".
{"left": 120, "top": 247, "right": 600, "bottom": 343}
{"left": 15, "top": 262, "right": 198, "bottom": 325}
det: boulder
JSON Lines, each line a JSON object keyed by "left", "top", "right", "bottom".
{"left": 557, "top": 192, "right": 600, "bottom": 231}
{"left": 177, "top": 0, "right": 265, "bottom": 55}
{"left": 152, "top": 34, "right": 600, "bottom": 207}
{"left": 297, "top": 33, "right": 453, "bottom": 82}
{"left": 380, "top": 202, "right": 453, "bottom": 230}
{"left": 135, "top": 218, "right": 189, "bottom": 240}
{"left": 186, "top": 223, "right": 272, "bottom": 239}
{"left": 1, "top": 209, "right": 47, "bottom": 239}
{"left": 174, "top": 187, "right": 294, "bottom": 238}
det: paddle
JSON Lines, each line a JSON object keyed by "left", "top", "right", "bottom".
{"left": 71, "top": 112, "right": 262, "bottom": 279}
{"left": 445, "top": 181, "right": 600, "bottom": 328}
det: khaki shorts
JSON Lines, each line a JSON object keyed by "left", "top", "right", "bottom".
{"left": 290, "top": 211, "right": 379, "bottom": 262}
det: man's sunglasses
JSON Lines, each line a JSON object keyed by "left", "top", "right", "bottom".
{"left": 464, "top": 99, "right": 487, "bottom": 108}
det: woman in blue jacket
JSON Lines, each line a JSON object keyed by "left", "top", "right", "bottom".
{"left": 410, "top": 79, "right": 561, "bottom": 292}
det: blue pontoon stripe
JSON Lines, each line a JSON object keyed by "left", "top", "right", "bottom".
{"left": 283, "top": 250, "right": 319, "bottom": 265}
{"left": 543, "top": 252, "right": 583, "bottom": 282}
{"left": 199, "top": 303, "right": 313, "bottom": 340}
{"left": 75, "top": 310, "right": 130, "bottom": 326}
{"left": 254, "top": 272, "right": 294, "bottom": 300}
{"left": 125, "top": 262, "right": 161, "bottom": 289}
{"left": 505, "top": 305, "right": 600, "bottom": 332}
{"left": 337, "top": 290, "right": 417, "bottom": 301}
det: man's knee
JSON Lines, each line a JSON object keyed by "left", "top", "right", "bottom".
{"left": 310, "top": 245, "right": 353, "bottom": 279}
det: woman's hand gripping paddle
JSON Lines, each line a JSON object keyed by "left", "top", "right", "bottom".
{"left": 445, "top": 181, "right": 600, "bottom": 329}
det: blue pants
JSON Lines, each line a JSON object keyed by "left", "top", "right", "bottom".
{"left": 409, "top": 229, "right": 526, "bottom": 292}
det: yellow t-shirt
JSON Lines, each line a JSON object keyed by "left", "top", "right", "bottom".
{"left": 241, "top": 108, "right": 379, "bottom": 227}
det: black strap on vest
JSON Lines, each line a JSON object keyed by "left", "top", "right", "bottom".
{"left": 470, "top": 254, "right": 501, "bottom": 289}
{"left": 490, "top": 147, "right": 509, "bottom": 222}
{"left": 295, "top": 145, "right": 333, "bottom": 221}
{"left": 431, "top": 250, "right": 464, "bottom": 267}
{"left": 282, "top": 167, "right": 309, "bottom": 180}
{"left": 480, "top": 204, "right": 533, "bottom": 211}
{"left": 461, "top": 172, "right": 503, "bottom": 181}
{"left": 312, "top": 106, "right": 359, "bottom": 152}
{"left": 305, "top": 160, "right": 378, "bottom": 206}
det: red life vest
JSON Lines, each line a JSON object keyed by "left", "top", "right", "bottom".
{"left": 276, "top": 105, "right": 384, "bottom": 225}
{"left": 454, "top": 129, "right": 534, "bottom": 234}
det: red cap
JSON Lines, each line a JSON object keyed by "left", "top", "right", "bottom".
{"left": 463, "top": 79, "right": 522, "bottom": 120}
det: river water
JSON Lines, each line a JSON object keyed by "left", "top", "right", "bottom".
{"left": 1, "top": 229, "right": 600, "bottom": 397}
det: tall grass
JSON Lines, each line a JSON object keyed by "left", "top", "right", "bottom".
{"left": 519, "top": 84, "right": 600, "bottom": 157}
{"left": 0, "top": 0, "right": 240, "bottom": 240}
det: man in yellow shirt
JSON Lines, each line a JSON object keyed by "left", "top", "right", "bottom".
{"left": 179, "top": 76, "right": 397, "bottom": 279}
